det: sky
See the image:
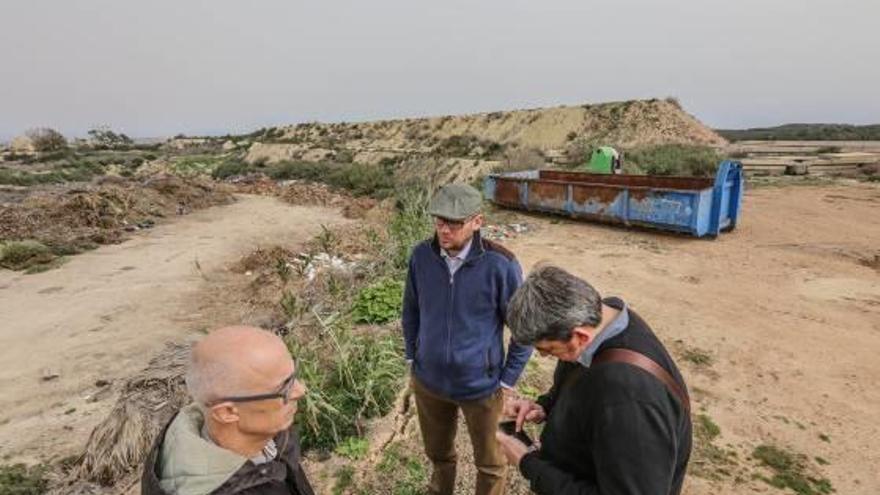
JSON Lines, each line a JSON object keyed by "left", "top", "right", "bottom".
{"left": 1, "top": 0, "right": 878, "bottom": 140}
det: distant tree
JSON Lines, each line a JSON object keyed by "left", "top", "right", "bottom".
{"left": 87, "top": 125, "right": 133, "bottom": 147}
{"left": 26, "top": 127, "right": 67, "bottom": 152}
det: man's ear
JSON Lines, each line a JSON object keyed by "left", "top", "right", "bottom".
{"left": 472, "top": 214, "right": 484, "bottom": 229}
{"left": 571, "top": 327, "right": 594, "bottom": 349}
{"left": 209, "top": 402, "right": 240, "bottom": 425}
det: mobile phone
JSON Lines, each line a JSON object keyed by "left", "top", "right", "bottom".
{"left": 498, "top": 420, "right": 533, "bottom": 446}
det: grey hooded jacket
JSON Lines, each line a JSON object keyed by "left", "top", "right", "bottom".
{"left": 141, "top": 405, "right": 314, "bottom": 495}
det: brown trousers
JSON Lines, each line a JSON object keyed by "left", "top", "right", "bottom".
{"left": 412, "top": 376, "right": 507, "bottom": 495}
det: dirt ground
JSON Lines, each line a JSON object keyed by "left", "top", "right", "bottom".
{"left": 512, "top": 182, "right": 879, "bottom": 495}
{"left": 3, "top": 180, "right": 879, "bottom": 495}
{"left": 355, "top": 180, "right": 880, "bottom": 495}
{"left": 0, "top": 195, "right": 349, "bottom": 466}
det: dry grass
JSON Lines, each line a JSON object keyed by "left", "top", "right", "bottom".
{"left": 54, "top": 343, "right": 191, "bottom": 492}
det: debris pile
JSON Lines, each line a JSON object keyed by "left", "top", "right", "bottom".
{"left": 226, "top": 173, "right": 279, "bottom": 195}
{"left": 295, "top": 252, "right": 358, "bottom": 281}
{"left": 483, "top": 223, "right": 530, "bottom": 241}
{"left": 279, "top": 181, "right": 378, "bottom": 219}
{"left": 0, "top": 175, "right": 234, "bottom": 257}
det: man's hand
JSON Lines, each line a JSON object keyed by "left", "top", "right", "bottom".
{"left": 503, "top": 398, "right": 546, "bottom": 431}
{"left": 496, "top": 430, "right": 535, "bottom": 466}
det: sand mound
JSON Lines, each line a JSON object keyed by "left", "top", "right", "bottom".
{"left": 245, "top": 98, "right": 726, "bottom": 165}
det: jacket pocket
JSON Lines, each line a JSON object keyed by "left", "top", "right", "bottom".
{"left": 485, "top": 346, "right": 498, "bottom": 377}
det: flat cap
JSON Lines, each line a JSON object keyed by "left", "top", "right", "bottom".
{"left": 428, "top": 183, "right": 483, "bottom": 220}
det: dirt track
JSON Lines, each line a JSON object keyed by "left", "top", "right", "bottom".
{"left": 0, "top": 195, "right": 348, "bottom": 464}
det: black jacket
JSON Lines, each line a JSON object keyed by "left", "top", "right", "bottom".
{"left": 142, "top": 412, "right": 315, "bottom": 495}
{"left": 519, "top": 298, "right": 692, "bottom": 495}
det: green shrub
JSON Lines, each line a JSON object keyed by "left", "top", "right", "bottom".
{"left": 626, "top": 144, "right": 721, "bottom": 176}
{"left": 0, "top": 463, "right": 47, "bottom": 495}
{"left": 290, "top": 325, "right": 405, "bottom": 451}
{"left": 212, "top": 160, "right": 253, "bottom": 179}
{"left": 0, "top": 240, "right": 54, "bottom": 270}
{"left": 268, "top": 161, "right": 395, "bottom": 197}
{"left": 352, "top": 279, "right": 405, "bottom": 324}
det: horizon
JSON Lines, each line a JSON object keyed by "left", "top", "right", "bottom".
{"left": 2, "top": 0, "right": 878, "bottom": 141}
{"left": 2, "top": 98, "right": 879, "bottom": 143}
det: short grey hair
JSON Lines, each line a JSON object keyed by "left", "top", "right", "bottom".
{"left": 506, "top": 265, "right": 603, "bottom": 344}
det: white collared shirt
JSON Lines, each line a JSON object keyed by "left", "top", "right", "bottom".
{"left": 440, "top": 238, "right": 473, "bottom": 277}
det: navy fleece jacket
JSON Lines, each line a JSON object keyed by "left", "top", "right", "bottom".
{"left": 402, "top": 230, "right": 533, "bottom": 401}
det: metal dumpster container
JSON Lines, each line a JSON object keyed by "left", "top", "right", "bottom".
{"left": 483, "top": 160, "right": 743, "bottom": 238}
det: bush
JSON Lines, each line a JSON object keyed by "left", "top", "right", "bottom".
{"left": 212, "top": 160, "right": 253, "bottom": 179}
{"left": 0, "top": 240, "right": 54, "bottom": 270}
{"left": 268, "top": 161, "right": 395, "bottom": 197}
{"left": 291, "top": 325, "right": 405, "bottom": 451}
{"left": 626, "top": 144, "right": 721, "bottom": 176}
{"left": 26, "top": 127, "right": 67, "bottom": 152}
{"left": 352, "top": 279, "right": 405, "bottom": 324}
{"left": 87, "top": 126, "right": 133, "bottom": 147}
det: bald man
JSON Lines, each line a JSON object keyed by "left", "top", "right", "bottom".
{"left": 142, "top": 326, "right": 314, "bottom": 495}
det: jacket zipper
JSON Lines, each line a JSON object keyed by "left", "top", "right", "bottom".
{"left": 447, "top": 271, "right": 453, "bottom": 366}
{"left": 432, "top": 236, "right": 486, "bottom": 372}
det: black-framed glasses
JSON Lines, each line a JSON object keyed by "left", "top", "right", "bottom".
{"left": 434, "top": 216, "right": 474, "bottom": 231}
{"left": 211, "top": 367, "right": 299, "bottom": 406}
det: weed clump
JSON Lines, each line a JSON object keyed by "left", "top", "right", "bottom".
{"left": 0, "top": 463, "right": 48, "bottom": 495}
{"left": 371, "top": 442, "right": 427, "bottom": 495}
{"left": 352, "top": 279, "right": 404, "bottom": 324}
{"left": 290, "top": 323, "right": 405, "bottom": 451}
{"left": 752, "top": 444, "right": 834, "bottom": 495}
{"left": 691, "top": 412, "right": 736, "bottom": 480}
{"left": 335, "top": 437, "right": 369, "bottom": 460}
{"left": 0, "top": 240, "right": 54, "bottom": 270}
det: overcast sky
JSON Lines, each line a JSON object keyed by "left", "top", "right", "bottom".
{"left": 1, "top": 0, "right": 877, "bottom": 140}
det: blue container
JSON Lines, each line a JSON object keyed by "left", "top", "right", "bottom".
{"left": 483, "top": 161, "right": 743, "bottom": 238}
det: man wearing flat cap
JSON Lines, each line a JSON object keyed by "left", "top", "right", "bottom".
{"left": 402, "top": 183, "right": 533, "bottom": 495}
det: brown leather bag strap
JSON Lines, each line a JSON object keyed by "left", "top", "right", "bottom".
{"left": 593, "top": 348, "right": 691, "bottom": 413}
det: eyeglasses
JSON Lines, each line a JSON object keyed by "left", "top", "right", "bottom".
{"left": 210, "top": 367, "right": 300, "bottom": 406}
{"left": 434, "top": 216, "right": 474, "bottom": 231}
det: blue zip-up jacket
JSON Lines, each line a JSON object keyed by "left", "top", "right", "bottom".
{"left": 402, "top": 230, "right": 533, "bottom": 401}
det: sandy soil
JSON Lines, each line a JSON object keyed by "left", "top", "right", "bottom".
{"left": 508, "top": 183, "right": 880, "bottom": 495}
{"left": 0, "top": 195, "right": 348, "bottom": 465}
{"left": 3, "top": 181, "right": 878, "bottom": 495}
{"left": 366, "top": 181, "right": 880, "bottom": 495}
